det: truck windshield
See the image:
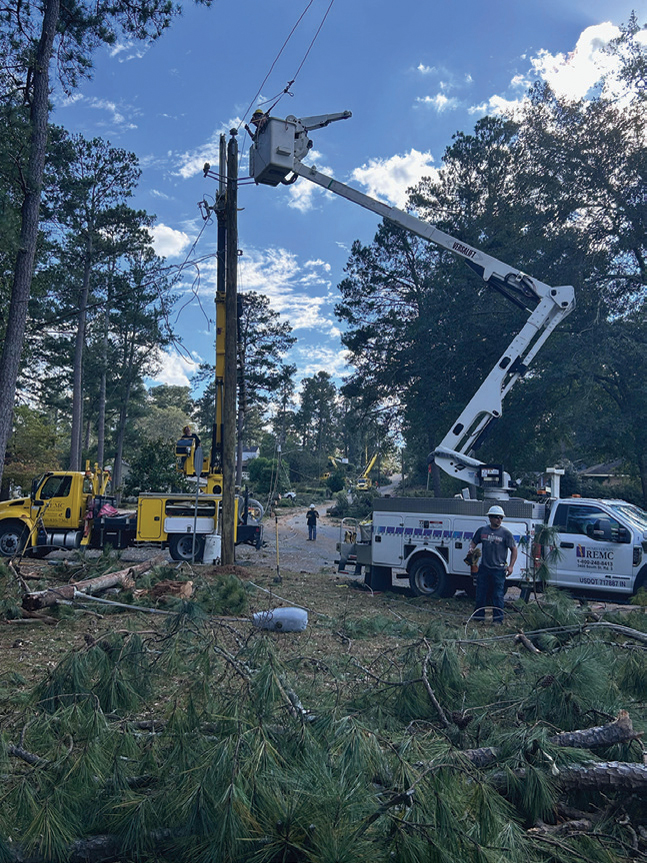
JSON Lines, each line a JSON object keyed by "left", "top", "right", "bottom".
{"left": 609, "top": 503, "right": 647, "bottom": 531}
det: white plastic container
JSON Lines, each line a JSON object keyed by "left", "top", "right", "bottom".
{"left": 252, "top": 607, "right": 308, "bottom": 632}
{"left": 203, "top": 533, "right": 221, "bottom": 564}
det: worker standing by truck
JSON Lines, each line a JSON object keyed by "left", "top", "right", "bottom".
{"left": 469, "top": 505, "right": 517, "bottom": 624}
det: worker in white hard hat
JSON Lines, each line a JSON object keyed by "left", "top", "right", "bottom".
{"left": 468, "top": 505, "right": 517, "bottom": 624}
{"left": 306, "top": 504, "right": 320, "bottom": 541}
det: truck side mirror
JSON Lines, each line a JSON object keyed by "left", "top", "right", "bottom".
{"left": 592, "top": 519, "right": 613, "bottom": 541}
{"left": 616, "top": 525, "right": 630, "bottom": 543}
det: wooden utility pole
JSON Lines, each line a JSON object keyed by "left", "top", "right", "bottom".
{"left": 221, "top": 130, "right": 238, "bottom": 564}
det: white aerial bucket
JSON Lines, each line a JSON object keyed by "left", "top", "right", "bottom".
{"left": 252, "top": 607, "right": 308, "bottom": 632}
{"left": 203, "top": 533, "right": 221, "bottom": 564}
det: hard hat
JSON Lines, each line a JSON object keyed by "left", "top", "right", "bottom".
{"left": 252, "top": 108, "right": 264, "bottom": 118}
{"left": 487, "top": 505, "right": 505, "bottom": 517}
{"left": 309, "top": 504, "right": 315, "bottom": 508}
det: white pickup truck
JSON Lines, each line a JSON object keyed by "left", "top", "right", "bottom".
{"left": 339, "top": 495, "right": 647, "bottom": 601}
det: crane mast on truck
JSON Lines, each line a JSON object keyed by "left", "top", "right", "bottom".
{"left": 249, "top": 111, "right": 575, "bottom": 498}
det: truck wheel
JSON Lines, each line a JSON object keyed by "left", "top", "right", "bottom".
{"left": 169, "top": 534, "right": 205, "bottom": 563}
{"left": 409, "top": 557, "right": 455, "bottom": 598}
{"left": 632, "top": 569, "right": 647, "bottom": 598}
{"left": 0, "top": 522, "right": 29, "bottom": 558}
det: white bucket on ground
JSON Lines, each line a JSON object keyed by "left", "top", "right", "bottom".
{"left": 203, "top": 533, "right": 221, "bottom": 564}
{"left": 252, "top": 607, "right": 308, "bottom": 632}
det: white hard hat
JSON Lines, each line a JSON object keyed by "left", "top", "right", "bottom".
{"left": 309, "top": 504, "right": 315, "bottom": 508}
{"left": 487, "top": 505, "right": 505, "bottom": 517}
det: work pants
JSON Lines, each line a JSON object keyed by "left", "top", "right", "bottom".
{"left": 308, "top": 523, "right": 316, "bottom": 540}
{"left": 474, "top": 565, "right": 505, "bottom": 623}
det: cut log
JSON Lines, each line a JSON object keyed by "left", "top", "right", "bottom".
{"left": 490, "top": 762, "right": 647, "bottom": 794}
{"left": 22, "top": 554, "right": 166, "bottom": 611}
{"left": 460, "top": 712, "right": 642, "bottom": 769}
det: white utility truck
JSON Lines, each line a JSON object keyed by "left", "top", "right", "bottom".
{"left": 249, "top": 110, "right": 647, "bottom": 600}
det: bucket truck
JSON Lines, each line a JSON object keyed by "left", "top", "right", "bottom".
{"left": 249, "top": 110, "right": 647, "bottom": 601}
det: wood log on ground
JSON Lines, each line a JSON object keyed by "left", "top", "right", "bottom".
{"left": 489, "top": 761, "right": 647, "bottom": 794}
{"left": 22, "top": 554, "right": 166, "bottom": 611}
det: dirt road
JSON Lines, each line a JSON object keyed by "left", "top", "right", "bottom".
{"left": 236, "top": 505, "right": 346, "bottom": 576}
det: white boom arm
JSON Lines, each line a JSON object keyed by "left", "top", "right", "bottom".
{"left": 249, "top": 112, "right": 575, "bottom": 494}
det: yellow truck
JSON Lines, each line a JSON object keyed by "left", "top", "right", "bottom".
{"left": 0, "top": 452, "right": 263, "bottom": 562}
{"left": 356, "top": 452, "right": 378, "bottom": 491}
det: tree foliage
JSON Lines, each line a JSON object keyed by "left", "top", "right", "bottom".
{"left": 1, "top": 585, "right": 647, "bottom": 861}
{"left": 336, "top": 22, "right": 647, "bottom": 499}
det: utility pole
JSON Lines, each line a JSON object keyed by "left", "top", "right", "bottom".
{"left": 210, "top": 135, "right": 226, "bottom": 479}
{"left": 221, "top": 130, "right": 238, "bottom": 564}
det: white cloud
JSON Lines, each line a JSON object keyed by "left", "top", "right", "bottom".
{"left": 417, "top": 63, "right": 437, "bottom": 75}
{"left": 473, "top": 22, "right": 631, "bottom": 118}
{"left": 530, "top": 22, "right": 620, "bottom": 100}
{"left": 150, "top": 350, "right": 201, "bottom": 387}
{"left": 468, "top": 94, "right": 526, "bottom": 118}
{"left": 108, "top": 40, "right": 148, "bottom": 62}
{"left": 237, "top": 248, "right": 337, "bottom": 333}
{"left": 149, "top": 223, "right": 191, "bottom": 258}
{"left": 175, "top": 117, "right": 243, "bottom": 178}
{"left": 350, "top": 149, "right": 438, "bottom": 209}
{"left": 88, "top": 97, "right": 138, "bottom": 131}
{"left": 293, "top": 345, "right": 351, "bottom": 381}
{"left": 416, "top": 93, "right": 459, "bottom": 112}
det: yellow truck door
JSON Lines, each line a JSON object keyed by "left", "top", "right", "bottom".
{"left": 37, "top": 474, "right": 84, "bottom": 530}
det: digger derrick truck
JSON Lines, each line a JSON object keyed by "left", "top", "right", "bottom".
{"left": 249, "top": 110, "right": 647, "bottom": 601}
{"left": 0, "top": 452, "right": 263, "bottom": 563}
{"left": 0, "top": 293, "right": 264, "bottom": 563}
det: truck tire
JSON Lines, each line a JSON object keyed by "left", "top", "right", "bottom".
{"left": 169, "top": 533, "right": 205, "bottom": 563}
{"left": 0, "top": 522, "right": 29, "bottom": 558}
{"left": 632, "top": 568, "right": 647, "bottom": 598}
{"left": 365, "top": 565, "right": 392, "bottom": 591}
{"left": 409, "top": 557, "right": 455, "bottom": 599}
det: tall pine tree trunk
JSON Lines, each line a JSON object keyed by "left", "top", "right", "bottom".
{"left": 96, "top": 259, "right": 114, "bottom": 469}
{"left": 70, "top": 238, "right": 93, "bottom": 469}
{"left": 0, "top": 0, "right": 60, "bottom": 488}
{"left": 112, "top": 337, "right": 136, "bottom": 498}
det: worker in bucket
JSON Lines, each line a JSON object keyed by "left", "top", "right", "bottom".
{"left": 468, "top": 505, "right": 517, "bottom": 624}
{"left": 306, "top": 504, "right": 320, "bottom": 541}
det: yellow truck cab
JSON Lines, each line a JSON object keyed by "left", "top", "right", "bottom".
{"left": 0, "top": 465, "right": 114, "bottom": 558}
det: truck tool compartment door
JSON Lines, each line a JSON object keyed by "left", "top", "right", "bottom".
{"left": 402, "top": 516, "right": 450, "bottom": 565}
{"left": 551, "top": 503, "right": 634, "bottom": 594}
{"left": 372, "top": 514, "right": 405, "bottom": 567}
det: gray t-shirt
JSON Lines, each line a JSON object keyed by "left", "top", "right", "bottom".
{"left": 472, "top": 524, "right": 515, "bottom": 569}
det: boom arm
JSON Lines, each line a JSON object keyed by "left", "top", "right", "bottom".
{"left": 250, "top": 112, "right": 575, "bottom": 492}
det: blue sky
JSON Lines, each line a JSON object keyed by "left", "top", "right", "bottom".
{"left": 52, "top": 0, "right": 643, "bottom": 394}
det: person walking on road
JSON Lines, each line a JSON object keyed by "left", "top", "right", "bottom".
{"left": 306, "top": 504, "right": 320, "bottom": 541}
{"left": 468, "top": 505, "right": 517, "bottom": 624}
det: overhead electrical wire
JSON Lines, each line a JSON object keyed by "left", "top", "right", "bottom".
{"left": 237, "top": 0, "right": 337, "bottom": 165}
{"left": 237, "top": 0, "right": 317, "bottom": 131}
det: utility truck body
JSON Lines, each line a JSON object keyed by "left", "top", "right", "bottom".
{"left": 339, "top": 494, "right": 647, "bottom": 600}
